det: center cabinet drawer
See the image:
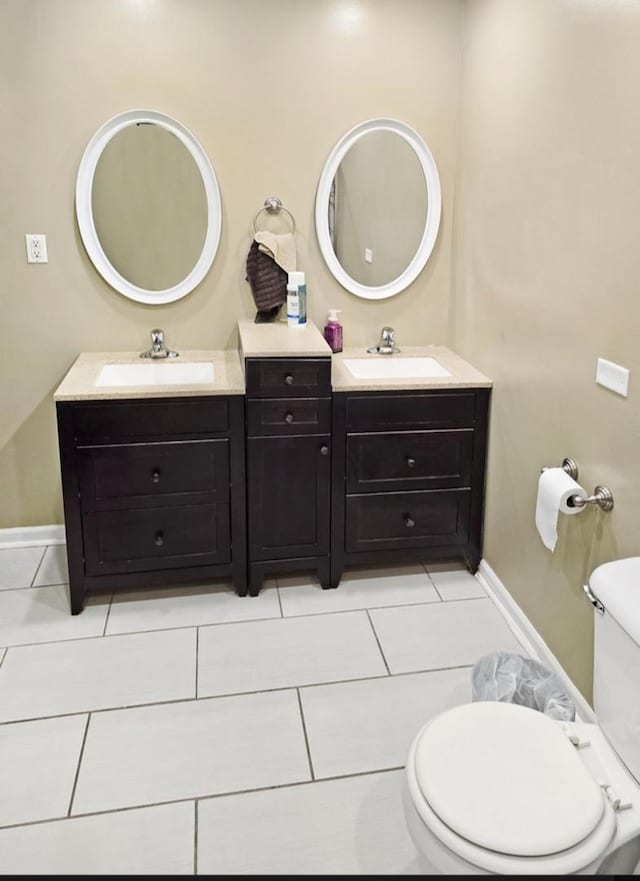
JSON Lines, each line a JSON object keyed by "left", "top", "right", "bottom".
{"left": 346, "top": 430, "right": 473, "bottom": 493}
{"left": 247, "top": 398, "right": 331, "bottom": 436}
{"left": 83, "top": 503, "right": 230, "bottom": 576}
{"left": 245, "top": 358, "right": 331, "bottom": 398}
{"left": 345, "top": 490, "right": 471, "bottom": 553}
{"left": 77, "top": 440, "right": 229, "bottom": 510}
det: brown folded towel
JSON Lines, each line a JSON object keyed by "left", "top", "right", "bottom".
{"left": 245, "top": 239, "right": 288, "bottom": 322}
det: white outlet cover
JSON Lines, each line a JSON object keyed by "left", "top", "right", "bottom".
{"left": 25, "top": 234, "right": 48, "bottom": 263}
{"left": 596, "top": 357, "right": 629, "bottom": 397}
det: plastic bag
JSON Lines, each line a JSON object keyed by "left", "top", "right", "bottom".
{"left": 471, "top": 651, "right": 575, "bottom": 721}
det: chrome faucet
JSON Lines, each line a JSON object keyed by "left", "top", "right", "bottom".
{"left": 367, "top": 326, "right": 400, "bottom": 355}
{"left": 140, "top": 328, "right": 179, "bottom": 359}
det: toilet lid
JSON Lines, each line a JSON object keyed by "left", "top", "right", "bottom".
{"left": 413, "top": 702, "right": 606, "bottom": 857}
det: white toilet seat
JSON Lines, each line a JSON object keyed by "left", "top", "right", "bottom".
{"left": 405, "top": 702, "right": 617, "bottom": 875}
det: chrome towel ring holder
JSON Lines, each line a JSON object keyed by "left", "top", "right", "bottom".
{"left": 252, "top": 197, "right": 296, "bottom": 234}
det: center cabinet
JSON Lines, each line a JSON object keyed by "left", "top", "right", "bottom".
{"left": 244, "top": 357, "right": 332, "bottom": 595}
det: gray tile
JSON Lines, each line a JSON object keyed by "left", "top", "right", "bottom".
{"left": 370, "top": 598, "right": 523, "bottom": 674}
{"left": 0, "top": 546, "right": 46, "bottom": 590}
{"left": 0, "top": 714, "right": 87, "bottom": 827}
{"left": 32, "top": 544, "right": 68, "bottom": 586}
{"left": 0, "top": 802, "right": 194, "bottom": 874}
{"left": 197, "top": 770, "right": 422, "bottom": 875}
{"left": 198, "top": 611, "right": 387, "bottom": 697}
{"left": 106, "top": 580, "right": 280, "bottom": 635}
{"left": 301, "top": 668, "right": 471, "bottom": 779}
{"left": 0, "top": 586, "right": 109, "bottom": 647}
{"left": 426, "top": 565, "right": 486, "bottom": 601}
{"left": 73, "top": 690, "right": 310, "bottom": 814}
{"left": 0, "top": 628, "right": 196, "bottom": 722}
{"left": 278, "top": 565, "right": 440, "bottom": 617}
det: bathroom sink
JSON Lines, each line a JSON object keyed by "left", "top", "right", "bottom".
{"left": 343, "top": 357, "right": 451, "bottom": 380}
{"left": 95, "top": 361, "right": 215, "bottom": 387}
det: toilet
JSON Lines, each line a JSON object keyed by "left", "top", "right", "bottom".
{"left": 403, "top": 557, "right": 640, "bottom": 875}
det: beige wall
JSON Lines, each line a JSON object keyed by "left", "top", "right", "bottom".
{"left": 0, "top": 0, "right": 463, "bottom": 529}
{"left": 452, "top": 0, "right": 640, "bottom": 699}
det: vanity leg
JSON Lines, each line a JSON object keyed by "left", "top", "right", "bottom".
{"left": 318, "top": 557, "right": 335, "bottom": 590}
{"left": 329, "top": 557, "right": 343, "bottom": 590}
{"left": 465, "top": 550, "right": 481, "bottom": 575}
{"left": 248, "top": 564, "right": 264, "bottom": 597}
{"left": 67, "top": 581, "right": 85, "bottom": 616}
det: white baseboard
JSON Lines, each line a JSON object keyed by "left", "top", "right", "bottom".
{"left": 0, "top": 525, "right": 66, "bottom": 549}
{"left": 476, "top": 559, "right": 596, "bottom": 723}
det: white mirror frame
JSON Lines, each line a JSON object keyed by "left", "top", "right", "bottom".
{"left": 314, "top": 118, "right": 442, "bottom": 301}
{"left": 75, "top": 109, "right": 221, "bottom": 305}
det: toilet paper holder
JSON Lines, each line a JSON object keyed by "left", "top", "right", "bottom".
{"left": 541, "top": 458, "right": 614, "bottom": 512}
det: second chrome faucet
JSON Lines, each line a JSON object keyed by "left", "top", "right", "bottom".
{"left": 367, "top": 326, "right": 400, "bottom": 355}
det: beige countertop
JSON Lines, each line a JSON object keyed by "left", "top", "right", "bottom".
{"left": 53, "top": 350, "right": 245, "bottom": 401}
{"left": 331, "top": 346, "right": 493, "bottom": 391}
{"left": 238, "top": 318, "right": 332, "bottom": 359}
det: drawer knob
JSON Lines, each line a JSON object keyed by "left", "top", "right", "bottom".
{"left": 404, "top": 515, "right": 416, "bottom": 528}
{"left": 285, "top": 411, "right": 294, "bottom": 424}
{"left": 154, "top": 531, "right": 164, "bottom": 547}
{"left": 406, "top": 457, "right": 416, "bottom": 469}
{"left": 151, "top": 469, "right": 161, "bottom": 484}
{"left": 320, "top": 444, "right": 330, "bottom": 456}
{"left": 284, "top": 373, "right": 294, "bottom": 386}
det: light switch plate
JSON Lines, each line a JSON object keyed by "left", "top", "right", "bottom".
{"left": 596, "top": 357, "right": 629, "bottom": 397}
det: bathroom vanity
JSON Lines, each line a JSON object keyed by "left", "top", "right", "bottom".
{"left": 331, "top": 347, "right": 491, "bottom": 586}
{"left": 54, "top": 326, "right": 492, "bottom": 612}
{"left": 54, "top": 351, "right": 246, "bottom": 613}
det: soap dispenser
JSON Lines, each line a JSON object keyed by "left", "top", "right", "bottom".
{"left": 324, "top": 309, "right": 343, "bottom": 353}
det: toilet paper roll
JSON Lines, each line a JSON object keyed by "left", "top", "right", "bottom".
{"left": 535, "top": 467, "right": 588, "bottom": 552}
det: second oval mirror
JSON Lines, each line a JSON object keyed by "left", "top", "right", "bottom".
{"left": 315, "top": 118, "right": 441, "bottom": 300}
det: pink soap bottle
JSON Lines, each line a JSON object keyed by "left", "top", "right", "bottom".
{"left": 324, "top": 309, "right": 343, "bottom": 353}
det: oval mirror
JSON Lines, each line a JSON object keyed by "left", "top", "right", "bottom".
{"left": 76, "top": 109, "right": 221, "bottom": 305}
{"left": 315, "top": 118, "right": 441, "bottom": 300}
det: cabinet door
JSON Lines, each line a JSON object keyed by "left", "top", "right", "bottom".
{"left": 247, "top": 435, "right": 330, "bottom": 560}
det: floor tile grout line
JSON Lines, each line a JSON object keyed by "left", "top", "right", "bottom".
{"left": 0, "top": 662, "right": 476, "bottom": 728}
{"left": 0, "top": 766, "right": 405, "bottom": 834}
{"left": 275, "top": 579, "right": 284, "bottom": 618}
{"left": 365, "top": 609, "right": 391, "bottom": 675}
{"left": 67, "top": 713, "right": 91, "bottom": 817}
{"left": 0, "top": 647, "right": 6, "bottom": 671}
{"left": 102, "top": 594, "right": 114, "bottom": 637}
{"left": 193, "top": 799, "right": 198, "bottom": 875}
{"left": 28, "top": 545, "right": 48, "bottom": 588}
{"left": 296, "top": 687, "right": 315, "bottom": 782}
{"left": 195, "top": 627, "right": 199, "bottom": 699}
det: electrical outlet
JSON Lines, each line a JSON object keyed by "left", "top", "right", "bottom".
{"left": 364, "top": 247, "right": 373, "bottom": 264}
{"left": 25, "top": 234, "right": 48, "bottom": 263}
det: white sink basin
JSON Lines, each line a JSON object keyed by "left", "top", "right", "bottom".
{"left": 95, "top": 361, "right": 215, "bottom": 387}
{"left": 343, "top": 357, "right": 451, "bottom": 380}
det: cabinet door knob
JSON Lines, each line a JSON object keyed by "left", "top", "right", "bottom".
{"left": 285, "top": 411, "right": 294, "bottom": 424}
{"left": 320, "top": 444, "right": 330, "bottom": 456}
{"left": 404, "top": 515, "right": 416, "bottom": 528}
{"left": 406, "top": 457, "right": 416, "bottom": 469}
{"left": 154, "top": 531, "right": 164, "bottom": 547}
{"left": 151, "top": 469, "right": 161, "bottom": 483}
{"left": 284, "top": 373, "right": 294, "bottom": 386}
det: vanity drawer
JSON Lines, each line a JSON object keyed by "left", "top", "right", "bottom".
{"left": 247, "top": 398, "right": 331, "bottom": 437}
{"left": 345, "top": 489, "right": 470, "bottom": 553}
{"left": 346, "top": 430, "right": 473, "bottom": 493}
{"left": 345, "top": 391, "right": 477, "bottom": 431}
{"left": 77, "top": 440, "right": 229, "bottom": 510}
{"left": 245, "top": 358, "right": 331, "bottom": 398}
{"left": 73, "top": 397, "right": 229, "bottom": 443}
{"left": 83, "top": 503, "right": 230, "bottom": 575}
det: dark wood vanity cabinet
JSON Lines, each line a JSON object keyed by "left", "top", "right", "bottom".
{"left": 56, "top": 395, "right": 247, "bottom": 613}
{"left": 330, "top": 388, "right": 490, "bottom": 586}
{"left": 244, "top": 357, "right": 332, "bottom": 595}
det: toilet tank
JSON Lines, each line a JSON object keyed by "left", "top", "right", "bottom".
{"left": 590, "top": 558, "right": 640, "bottom": 783}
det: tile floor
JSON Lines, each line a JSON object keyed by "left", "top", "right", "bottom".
{"left": 0, "top": 545, "right": 525, "bottom": 874}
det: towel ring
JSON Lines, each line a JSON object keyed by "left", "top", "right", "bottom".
{"left": 252, "top": 197, "right": 296, "bottom": 234}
